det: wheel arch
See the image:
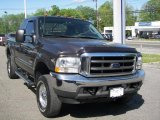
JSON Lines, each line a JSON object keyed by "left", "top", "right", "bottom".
{"left": 34, "top": 61, "right": 50, "bottom": 83}
{"left": 35, "top": 62, "right": 50, "bottom": 75}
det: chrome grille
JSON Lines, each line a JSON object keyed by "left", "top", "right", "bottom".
{"left": 81, "top": 53, "right": 137, "bottom": 77}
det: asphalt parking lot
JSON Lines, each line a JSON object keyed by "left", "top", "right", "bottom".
{"left": 0, "top": 46, "right": 160, "bottom": 120}
{"left": 126, "top": 40, "right": 160, "bottom": 54}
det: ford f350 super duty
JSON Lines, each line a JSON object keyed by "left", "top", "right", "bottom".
{"left": 6, "top": 16, "right": 145, "bottom": 117}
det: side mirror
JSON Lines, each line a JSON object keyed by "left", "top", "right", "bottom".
{"left": 16, "top": 30, "right": 25, "bottom": 43}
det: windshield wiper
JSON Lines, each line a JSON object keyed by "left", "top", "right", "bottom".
{"left": 42, "top": 34, "right": 76, "bottom": 38}
{"left": 43, "top": 34, "right": 100, "bottom": 39}
{"left": 77, "top": 36, "right": 99, "bottom": 39}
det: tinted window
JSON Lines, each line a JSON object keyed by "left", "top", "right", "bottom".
{"left": 25, "top": 21, "right": 34, "bottom": 42}
{"left": 38, "top": 17, "right": 104, "bottom": 40}
{"left": 10, "top": 34, "right": 16, "bottom": 37}
{"left": 0, "top": 34, "right": 5, "bottom": 37}
{"left": 9, "top": 34, "right": 15, "bottom": 38}
{"left": 26, "top": 21, "right": 34, "bottom": 34}
{"left": 20, "top": 20, "right": 28, "bottom": 29}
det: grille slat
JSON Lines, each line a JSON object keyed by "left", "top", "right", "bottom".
{"left": 91, "top": 66, "right": 134, "bottom": 71}
{"left": 91, "top": 60, "right": 134, "bottom": 63}
{"left": 81, "top": 53, "right": 137, "bottom": 77}
{"left": 89, "top": 72, "right": 134, "bottom": 76}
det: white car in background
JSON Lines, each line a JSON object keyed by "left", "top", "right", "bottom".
{"left": 127, "top": 36, "right": 133, "bottom": 40}
{"left": 0, "top": 34, "right": 7, "bottom": 46}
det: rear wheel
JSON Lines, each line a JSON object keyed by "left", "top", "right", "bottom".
{"left": 36, "top": 75, "right": 62, "bottom": 117}
{"left": 7, "top": 56, "right": 19, "bottom": 79}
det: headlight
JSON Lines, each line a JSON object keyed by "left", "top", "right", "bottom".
{"left": 136, "top": 56, "right": 142, "bottom": 70}
{"left": 55, "top": 57, "right": 81, "bottom": 73}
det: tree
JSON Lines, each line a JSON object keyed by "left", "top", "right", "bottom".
{"left": 48, "top": 5, "right": 60, "bottom": 16}
{"left": 76, "top": 6, "right": 96, "bottom": 21}
{"left": 126, "top": 5, "right": 137, "bottom": 26}
{"left": 59, "top": 8, "right": 80, "bottom": 18}
{"left": 0, "top": 18, "right": 5, "bottom": 33}
{"left": 98, "top": 1, "right": 136, "bottom": 31}
{"left": 139, "top": 0, "right": 160, "bottom": 21}
{"left": 34, "top": 8, "right": 47, "bottom": 16}
{"left": 0, "top": 14, "right": 24, "bottom": 33}
{"left": 7, "top": 14, "right": 24, "bottom": 32}
{"left": 98, "top": 1, "right": 113, "bottom": 31}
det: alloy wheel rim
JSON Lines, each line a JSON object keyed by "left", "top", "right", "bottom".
{"left": 39, "top": 83, "right": 47, "bottom": 110}
{"left": 8, "top": 61, "right": 11, "bottom": 74}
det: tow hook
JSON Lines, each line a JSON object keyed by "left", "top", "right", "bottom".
{"left": 86, "top": 87, "right": 98, "bottom": 95}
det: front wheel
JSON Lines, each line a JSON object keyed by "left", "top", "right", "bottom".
{"left": 36, "top": 75, "right": 62, "bottom": 118}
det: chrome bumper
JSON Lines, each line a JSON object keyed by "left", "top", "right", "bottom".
{"left": 50, "top": 70, "right": 145, "bottom": 95}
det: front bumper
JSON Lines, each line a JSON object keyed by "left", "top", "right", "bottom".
{"left": 50, "top": 70, "right": 145, "bottom": 104}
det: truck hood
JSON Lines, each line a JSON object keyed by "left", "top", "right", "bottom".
{"left": 41, "top": 37, "right": 137, "bottom": 56}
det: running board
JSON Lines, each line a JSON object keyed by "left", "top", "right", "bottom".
{"left": 15, "top": 70, "right": 35, "bottom": 88}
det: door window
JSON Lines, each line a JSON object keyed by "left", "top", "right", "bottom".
{"left": 25, "top": 21, "right": 35, "bottom": 43}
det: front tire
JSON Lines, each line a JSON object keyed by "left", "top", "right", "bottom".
{"left": 7, "top": 56, "right": 19, "bottom": 79}
{"left": 36, "top": 75, "right": 62, "bottom": 117}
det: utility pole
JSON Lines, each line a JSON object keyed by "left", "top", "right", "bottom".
{"left": 113, "top": 0, "right": 126, "bottom": 44}
{"left": 24, "top": 0, "right": 27, "bottom": 18}
{"left": 4, "top": 11, "right": 8, "bottom": 34}
{"left": 93, "top": 0, "right": 98, "bottom": 30}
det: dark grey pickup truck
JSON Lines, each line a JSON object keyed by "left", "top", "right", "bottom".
{"left": 6, "top": 16, "right": 145, "bottom": 117}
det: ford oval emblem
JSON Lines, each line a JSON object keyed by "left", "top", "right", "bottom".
{"left": 110, "top": 63, "right": 120, "bottom": 68}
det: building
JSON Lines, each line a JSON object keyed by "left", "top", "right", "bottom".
{"left": 104, "top": 21, "right": 160, "bottom": 39}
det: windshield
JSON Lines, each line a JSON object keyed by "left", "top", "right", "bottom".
{"left": 38, "top": 17, "right": 104, "bottom": 40}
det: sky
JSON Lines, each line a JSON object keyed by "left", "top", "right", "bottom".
{"left": 0, "top": 0, "right": 148, "bottom": 16}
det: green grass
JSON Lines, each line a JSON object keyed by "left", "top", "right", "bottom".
{"left": 142, "top": 54, "right": 160, "bottom": 63}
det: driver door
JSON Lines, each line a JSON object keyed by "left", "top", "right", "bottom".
{"left": 15, "top": 20, "right": 36, "bottom": 75}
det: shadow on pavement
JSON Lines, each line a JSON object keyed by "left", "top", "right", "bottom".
{"left": 58, "top": 94, "right": 144, "bottom": 118}
{"left": 24, "top": 83, "right": 36, "bottom": 94}
{"left": 25, "top": 85, "right": 144, "bottom": 118}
